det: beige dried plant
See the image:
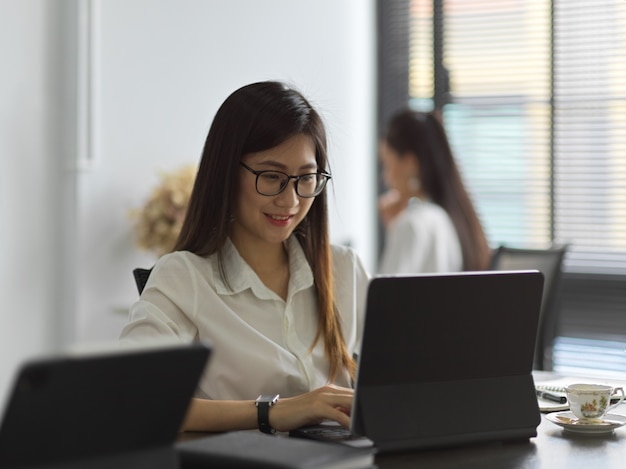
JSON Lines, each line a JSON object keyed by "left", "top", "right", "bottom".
{"left": 130, "top": 163, "right": 197, "bottom": 257}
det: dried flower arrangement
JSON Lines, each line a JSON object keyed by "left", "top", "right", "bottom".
{"left": 130, "top": 163, "right": 197, "bottom": 257}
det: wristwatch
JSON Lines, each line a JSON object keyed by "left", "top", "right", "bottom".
{"left": 255, "top": 394, "right": 280, "bottom": 434}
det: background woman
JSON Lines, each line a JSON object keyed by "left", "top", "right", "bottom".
{"left": 378, "top": 109, "right": 490, "bottom": 274}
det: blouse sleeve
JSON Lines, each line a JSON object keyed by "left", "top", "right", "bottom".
{"left": 120, "top": 253, "right": 199, "bottom": 345}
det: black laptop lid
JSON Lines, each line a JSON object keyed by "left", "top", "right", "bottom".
{"left": 352, "top": 270, "right": 543, "bottom": 451}
{"left": 0, "top": 342, "right": 211, "bottom": 469}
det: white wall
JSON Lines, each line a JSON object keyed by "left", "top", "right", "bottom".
{"left": 0, "top": 0, "right": 74, "bottom": 402}
{"left": 0, "top": 0, "right": 376, "bottom": 398}
{"left": 76, "top": 0, "right": 377, "bottom": 342}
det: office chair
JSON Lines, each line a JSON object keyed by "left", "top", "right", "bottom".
{"left": 489, "top": 243, "right": 569, "bottom": 371}
{"left": 132, "top": 267, "right": 153, "bottom": 295}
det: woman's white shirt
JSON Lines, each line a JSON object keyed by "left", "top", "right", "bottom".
{"left": 379, "top": 198, "right": 462, "bottom": 274}
{"left": 120, "top": 236, "right": 370, "bottom": 400}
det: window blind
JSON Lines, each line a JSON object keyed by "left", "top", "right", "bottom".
{"left": 553, "top": 0, "right": 626, "bottom": 274}
{"left": 406, "top": 0, "right": 626, "bottom": 275}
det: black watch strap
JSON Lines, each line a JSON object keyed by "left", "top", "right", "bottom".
{"left": 255, "top": 394, "right": 279, "bottom": 434}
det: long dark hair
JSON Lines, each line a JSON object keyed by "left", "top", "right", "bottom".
{"left": 384, "top": 110, "right": 491, "bottom": 271}
{"left": 174, "top": 81, "right": 355, "bottom": 381}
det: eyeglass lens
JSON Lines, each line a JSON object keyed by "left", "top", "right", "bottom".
{"left": 257, "top": 172, "right": 327, "bottom": 197}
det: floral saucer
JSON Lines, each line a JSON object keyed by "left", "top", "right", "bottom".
{"left": 546, "top": 411, "right": 626, "bottom": 434}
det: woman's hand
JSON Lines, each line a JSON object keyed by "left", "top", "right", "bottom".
{"left": 378, "top": 189, "right": 406, "bottom": 227}
{"left": 269, "top": 384, "right": 354, "bottom": 432}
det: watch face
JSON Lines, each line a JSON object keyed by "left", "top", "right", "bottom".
{"left": 256, "top": 394, "right": 280, "bottom": 434}
{"left": 256, "top": 394, "right": 280, "bottom": 405}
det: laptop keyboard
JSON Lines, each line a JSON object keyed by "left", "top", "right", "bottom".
{"left": 298, "top": 426, "right": 356, "bottom": 441}
{"left": 290, "top": 425, "right": 374, "bottom": 448}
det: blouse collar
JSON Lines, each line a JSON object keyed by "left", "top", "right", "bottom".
{"left": 213, "top": 236, "right": 314, "bottom": 300}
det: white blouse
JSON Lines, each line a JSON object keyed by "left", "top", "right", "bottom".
{"left": 120, "top": 237, "right": 370, "bottom": 400}
{"left": 379, "top": 198, "right": 462, "bottom": 274}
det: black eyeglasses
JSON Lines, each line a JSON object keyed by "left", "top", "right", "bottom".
{"left": 240, "top": 162, "right": 331, "bottom": 198}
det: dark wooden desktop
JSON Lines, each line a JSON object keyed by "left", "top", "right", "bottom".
{"left": 177, "top": 403, "right": 626, "bottom": 469}
{"left": 178, "top": 371, "right": 626, "bottom": 469}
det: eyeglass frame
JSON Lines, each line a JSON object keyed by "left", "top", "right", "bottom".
{"left": 239, "top": 162, "right": 331, "bottom": 198}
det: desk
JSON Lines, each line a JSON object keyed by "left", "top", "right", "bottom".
{"left": 177, "top": 373, "right": 626, "bottom": 469}
{"left": 178, "top": 407, "right": 626, "bottom": 469}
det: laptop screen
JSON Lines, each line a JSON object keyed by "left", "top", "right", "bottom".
{"left": 0, "top": 342, "right": 210, "bottom": 468}
{"left": 351, "top": 270, "right": 543, "bottom": 451}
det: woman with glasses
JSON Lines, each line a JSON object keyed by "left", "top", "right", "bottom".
{"left": 120, "top": 81, "right": 369, "bottom": 434}
{"left": 378, "top": 110, "right": 490, "bottom": 274}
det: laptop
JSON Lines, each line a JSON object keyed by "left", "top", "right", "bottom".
{"left": 291, "top": 270, "right": 544, "bottom": 453}
{"left": 0, "top": 341, "right": 211, "bottom": 469}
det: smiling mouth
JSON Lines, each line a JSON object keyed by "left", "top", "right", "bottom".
{"left": 267, "top": 214, "right": 292, "bottom": 221}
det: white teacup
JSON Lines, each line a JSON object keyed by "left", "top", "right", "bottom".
{"left": 565, "top": 383, "right": 625, "bottom": 421}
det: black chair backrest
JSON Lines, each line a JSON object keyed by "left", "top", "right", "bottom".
{"left": 133, "top": 267, "right": 153, "bottom": 295}
{"left": 489, "top": 243, "right": 569, "bottom": 370}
